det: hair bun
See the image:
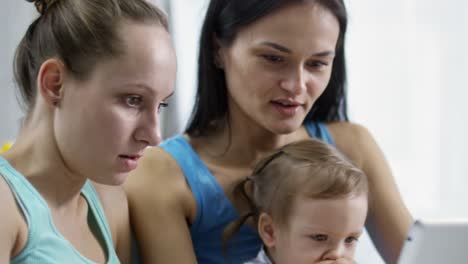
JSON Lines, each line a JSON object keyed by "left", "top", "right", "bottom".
{"left": 26, "top": 0, "right": 57, "bottom": 15}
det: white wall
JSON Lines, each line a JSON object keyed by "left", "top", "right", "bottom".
{"left": 159, "top": 0, "right": 207, "bottom": 138}
{"left": 346, "top": 1, "right": 468, "bottom": 262}
{"left": 346, "top": 0, "right": 468, "bottom": 219}
{"left": 0, "top": 1, "right": 34, "bottom": 143}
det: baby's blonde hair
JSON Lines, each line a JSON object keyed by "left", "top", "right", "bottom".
{"left": 224, "top": 138, "right": 368, "bottom": 240}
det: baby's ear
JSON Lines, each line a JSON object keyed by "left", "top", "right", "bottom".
{"left": 37, "top": 58, "right": 65, "bottom": 108}
{"left": 258, "top": 212, "right": 277, "bottom": 247}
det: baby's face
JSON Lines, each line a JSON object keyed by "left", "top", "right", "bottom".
{"left": 271, "top": 194, "right": 368, "bottom": 264}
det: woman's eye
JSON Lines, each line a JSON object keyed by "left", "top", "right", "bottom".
{"left": 158, "top": 102, "right": 169, "bottom": 113}
{"left": 307, "top": 60, "right": 328, "bottom": 69}
{"left": 261, "top": 54, "right": 284, "bottom": 63}
{"left": 125, "top": 95, "right": 143, "bottom": 108}
{"left": 310, "top": 234, "right": 328, "bottom": 242}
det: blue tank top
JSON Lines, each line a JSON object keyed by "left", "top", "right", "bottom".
{"left": 0, "top": 156, "right": 120, "bottom": 264}
{"left": 160, "top": 122, "right": 335, "bottom": 264}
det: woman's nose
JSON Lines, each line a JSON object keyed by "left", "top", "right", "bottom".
{"left": 279, "top": 67, "right": 308, "bottom": 95}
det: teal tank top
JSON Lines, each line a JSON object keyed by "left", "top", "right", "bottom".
{"left": 159, "top": 122, "right": 335, "bottom": 264}
{"left": 0, "top": 156, "right": 120, "bottom": 264}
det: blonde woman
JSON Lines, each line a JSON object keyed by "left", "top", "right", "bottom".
{"left": 0, "top": 0, "right": 175, "bottom": 263}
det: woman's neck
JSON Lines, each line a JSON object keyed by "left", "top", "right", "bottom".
{"left": 3, "top": 114, "right": 87, "bottom": 211}
{"left": 190, "top": 116, "right": 306, "bottom": 169}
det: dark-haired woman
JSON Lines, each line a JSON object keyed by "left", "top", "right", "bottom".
{"left": 125, "top": 1, "right": 412, "bottom": 263}
{"left": 0, "top": 0, "right": 175, "bottom": 263}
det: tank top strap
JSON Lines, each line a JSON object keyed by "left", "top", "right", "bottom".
{"left": 0, "top": 156, "right": 48, "bottom": 252}
{"left": 0, "top": 156, "right": 120, "bottom": 264}
{"left": 304, "top": 121, "right": 335, "bottom": 145}
{"left": 159, "top": 135, "right": 213, "bottom": 231}
{"left": 81, "top": 181, "right": 120, "bottom": 263}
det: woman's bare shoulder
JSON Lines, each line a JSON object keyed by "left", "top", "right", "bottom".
{"left": 123, "top": 146, "right": 196, "bottom": 219}
{"left": 127, "top": 146, "right": 185, "bottom": 185}
{"left": 92, "top": 182, "right": 128, "bottom": 221}
{"left": 326, "top": 121, "right": 376, "bottom": 167}
{"left": 327, "top": 121, "right": 371, "bottom": 138}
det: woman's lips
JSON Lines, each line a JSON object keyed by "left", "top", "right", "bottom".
{"left": 118, "top": 154, "right": 141, "bottom": 171}
{"left": 271, "top": 100, "right": 302, "bottom": 117}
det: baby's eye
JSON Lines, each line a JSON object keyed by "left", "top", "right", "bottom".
{"left": 310, "top": 234, "right": 328, "bottom": 242}
{"left": 158, "top": 102, "right": 169, "bottom": 113}
{"left": 125, "top": 95, "right": 143, "bottom": 108}
{"left": 345, "top": 236, "right": 359, "bottom": 244}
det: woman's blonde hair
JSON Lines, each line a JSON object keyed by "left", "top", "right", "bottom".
{"left": 15, "top": 0, "right": 168, "bottom": 113}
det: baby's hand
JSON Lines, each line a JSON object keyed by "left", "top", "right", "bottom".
{"left": 316, "top": 258, "right": 357, "bottom": 264}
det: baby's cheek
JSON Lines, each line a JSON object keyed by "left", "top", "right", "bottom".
{"left": 345, "top": 244, "right": 358, "bottom": 257}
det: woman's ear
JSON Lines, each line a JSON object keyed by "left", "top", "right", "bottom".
{"left": 37, "top": 58, "right": 65, "bottom": 107}
{"left": 258, "top": 212, "right": 277, "bottom": 248}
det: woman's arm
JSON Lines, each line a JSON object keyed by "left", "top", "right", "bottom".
{"left": 328, "top": 122, "right": 413, "bottom": 264}
{"left": 93, "top": 183, "right": 132, "bottom": 264}
{"left": 123, "top": 147, "right": 198, "bottom": 264}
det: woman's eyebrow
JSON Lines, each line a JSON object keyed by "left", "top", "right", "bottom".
{"left": 259, "top": 41, "right": 291, "bottom": 53}
{"left": 259, "top": 41, "right": 335, "bottom": 57}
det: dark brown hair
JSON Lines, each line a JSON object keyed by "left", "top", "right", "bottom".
{"left": 187, "top": 0, "right": 349, "bottom": 137}
{"left": 15, "top": 0, "right": 168, "bottom": 113}
{"left": 224, "top": 139, "right": 368, "bottom": 240}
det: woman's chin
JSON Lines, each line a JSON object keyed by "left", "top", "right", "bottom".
{"left": 269, "top": 123, "right": 302, "bottom": 135}
{"left": 263, "top": 114, "right": 306, "bottom": 135}
{"left": 92, "top": 172, "right": 128, "bottom": 186}
{"left": 110, "top": 173, "right": 129, "bottom": 186}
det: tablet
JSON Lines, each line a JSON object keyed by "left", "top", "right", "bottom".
{"left": 398, "top": 219, "right": 468, "bottom": 264}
